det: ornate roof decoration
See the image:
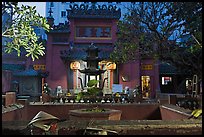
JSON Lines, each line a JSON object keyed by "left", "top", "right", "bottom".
{"left": 67, "top": 4, "right": 121, "bottom": 19}
{"left": 50, "top": 21, "right": 70, "bottom": 33}
{"left": 13, "top": 68, "right": 40, "bottom": 76}
{"left": 60, "top": 44, "right": 114, "bottom": 61}
{"left": 47, "top": 7, "right": 53, "bottom": 18}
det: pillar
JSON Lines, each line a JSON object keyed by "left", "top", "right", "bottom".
{"left": 5, "top": 92, "right": 16, "bottom": 106}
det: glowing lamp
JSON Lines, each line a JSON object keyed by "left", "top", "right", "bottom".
{"left": 70, "top": 61, "right": 80, "bottom": 70}
{"left": 106, "top": 62, "right": 116, "bottom": 70}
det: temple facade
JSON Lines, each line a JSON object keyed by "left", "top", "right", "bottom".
{"left": 2, "top": 3, "right": 162, "bottom": 99}
{"left": 27, "top": 4, "right": 159, "bottom": 98}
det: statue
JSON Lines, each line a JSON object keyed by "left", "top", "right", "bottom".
{"left": 56, "top": 86, "right": 63, "bottom": 97}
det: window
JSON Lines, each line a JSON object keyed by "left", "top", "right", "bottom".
{"left": 50, "top": 2, "right": 54, "bottom": 7}
{"left": 76, "top": 26, "right": 111, "bottom": 38}
{"left": 61, "top": 11, "right": 66, "bottom": 18}
{"left": 162, "top": 77, "right": 172, "bottom": 85}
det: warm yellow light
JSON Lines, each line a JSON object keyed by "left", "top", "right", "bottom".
{"left": 33, "top": 65, "right": 46, "bottom": 70}
{"left": 106, "top": 62, "right": 116, "bottom": 70}
{"left": 70, "top": 61, "right": 80, "bottom": 70}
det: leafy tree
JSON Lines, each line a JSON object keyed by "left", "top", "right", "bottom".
{"left": 170, "top": 2, "right": 202, "bottom": 41}
{"left": 168, "top": 2, "right": 202, "bottom": 78}
{"left": 111, "top": 2, "right": 202, "bottom": 79}
{"left": 2, "top": 2, "right": 50, "bottom": 61}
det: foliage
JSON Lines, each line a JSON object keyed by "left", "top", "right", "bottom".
{"left": 170, "top": 2, "right": 202, "bottom": 36}
{"left": 110, "top": 2, "right": 202, "bottom": 79}
{"left": 76, "top": 79, "right": 101, "bottom": 101}
{"left": 82, "top": 107, "right": 106, "bottom": 112}
{"left": 110, "top": 20, "right": 140, "bottom": 63}
{"left": 191, "top": 109, "right": 202, "bottom": 118}
{"left": 87, "top": 79, "right": 99, "bottom": 87}
{"left": 2, "top": 2, "right": 50, "bottom": 61}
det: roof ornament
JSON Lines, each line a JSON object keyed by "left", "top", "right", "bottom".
{"left": 48, "top": 6, "right": 53, "bottom": 17}
{"left": 91, "top": 2, "right": 97, "bottom": 10}
{"left": 67, "top": 3, "right": 121, "bottom": 19}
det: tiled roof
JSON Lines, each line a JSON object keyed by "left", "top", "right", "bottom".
{"left": 13, "top": 68, "right": 40, "bottom": 77}
{"left": 2, "top": 64, "right": 25, "bottom": 72}
{"left": 60, "top": 44, "right": 114, "bottom": 61}
{"left": 50, "top": 22, "right": 70, "bottom": 33}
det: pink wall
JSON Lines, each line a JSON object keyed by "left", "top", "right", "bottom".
{"left": 45, "top": 40, "right": 69, "bottom": 89}
{"left": 26, "top": 104, "right": 161, "bottom": 121}
{"left": 69, "top": 19, "right": 75, "bottom": 42}
{"left": 119, "top": 61, "right": 140, "bottom": 89}
{"left": 2, "top": 103, "right": 192, "bottom": 121}
{"left": 2, "top": 106, "right": 27, "bottom": 121}
{"left": 118, "top": 59, "right": 159, "bottom": 98}
{"left": 160, "top": 106, "right": 190, "bottom": 120}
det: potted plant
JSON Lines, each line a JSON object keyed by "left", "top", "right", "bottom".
{"left": 70, "top": 80, "right": 122, "bottom": 120}
{"left": 76, "top": 79, "right": 102, "bottom": 103}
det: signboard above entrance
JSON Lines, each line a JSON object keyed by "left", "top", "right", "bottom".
{"left": 142, "top": 64, "right": 153, "bottom": 70}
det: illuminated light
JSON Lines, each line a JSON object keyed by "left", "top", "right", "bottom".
{"left": 70, "top": 61, "right": 80, "bottom": 70}
{"left": 33, "top": 65, "right": 46, "bottom": 70}
{"left": 142, "top": 64, "right": 153, "bottom": 70}
{"left": 106, "top": 62, "right": 116, "bottom": 70}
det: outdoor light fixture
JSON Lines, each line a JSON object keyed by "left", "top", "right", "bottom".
{"left": 70, "top": 61, "right": 80, "bottom": 70}
{"left": 106, "top": 62, "right": 116, "bottom": 70}
{"left": 121, "top": 75, "right": 129, "bottom": 82}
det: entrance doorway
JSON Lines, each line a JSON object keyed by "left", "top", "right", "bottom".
{"left": 141, "top": 76, "right": 151, "bottom": 98}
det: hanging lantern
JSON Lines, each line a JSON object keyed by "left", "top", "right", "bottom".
{"left": 70, "top": 61, "right": 80, "bottom": 70}
{"left": 106, "top": 62, "right": 116, "bottom": 70}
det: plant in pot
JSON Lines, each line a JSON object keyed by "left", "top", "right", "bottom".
{"left": 76, "top": 79, "right": 104, "bottom": 111}
{"left": 76, "top": 80, "right": 101, "bottom": 100}
{"left": 70, "top": 80, "right": 122, "bottom": 121}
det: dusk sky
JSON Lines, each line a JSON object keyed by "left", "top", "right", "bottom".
{"left": 18, "top": 2, "right": 46, "bottom": 17}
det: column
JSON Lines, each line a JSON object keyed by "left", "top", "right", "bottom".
{"left": 5, "top": 92, "right": 16, "bottom": 106}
